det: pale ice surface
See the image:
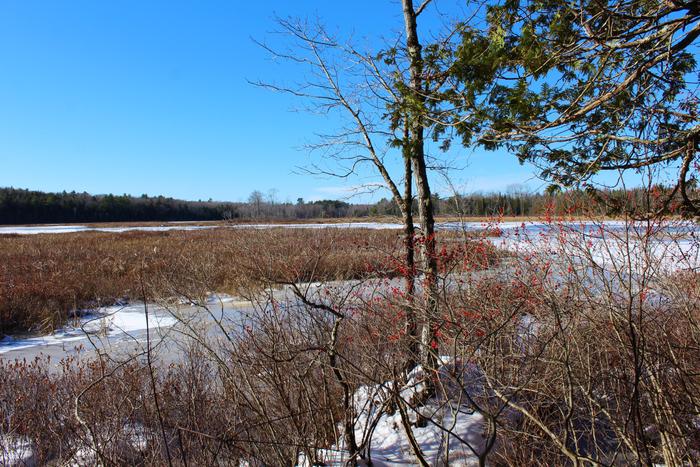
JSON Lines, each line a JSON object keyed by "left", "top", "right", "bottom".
{"left": 0, "top": 224, "right": 216, "bottom": 235}
{"left": 0, "top": 221, "right": 406, "bottom": 235}
{"left": 0, "top": 225, "right": 96, "bottom": 235}
{"left": 486, "top": 220, "right": 700, "bottom": 272}
{"left": 231, "top": 222, "right": 406, "bottom": 230}
{"left": 3, "top": 219, "right": 697, "bottom": 238}
{"left": 0, "top": 302, "right": 177, "bottom": 355}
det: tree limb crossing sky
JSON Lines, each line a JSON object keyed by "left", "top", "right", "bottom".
{"left": 0, "top": 0, "right": 583, "bottom": 203}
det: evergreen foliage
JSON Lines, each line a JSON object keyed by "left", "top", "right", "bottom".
{"left": 448, "top": 0, "right": 700, "bottom": 214}
{"left": 2, "top": 185, "right": 690, "bottom": 224}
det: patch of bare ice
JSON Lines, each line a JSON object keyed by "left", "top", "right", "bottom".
{"left": 0, "top": 303, "right": 177, "bottom": 355}
{"left": 0, "top": 225, "right": 215, "bottom": 235}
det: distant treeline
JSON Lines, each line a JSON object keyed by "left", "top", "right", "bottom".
{"left": 0, "top": 188, "right": 373, "bottom": 224}
{"left": 0, "top": 188, "right": 230, "bottom": 224}
{"left": 0, "top": 186, "right": 687, "bottom": 224}
{"left": 370, "top": 192, "right": 600, "bottom": 217}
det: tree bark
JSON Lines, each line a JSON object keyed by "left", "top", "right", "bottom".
{"left": 402, "top": 0, "right": 439, "bottom": 377}
{"left": 401, "top": 120, "right": 419, "bottom": 370}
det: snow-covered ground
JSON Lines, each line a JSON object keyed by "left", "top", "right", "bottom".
{"left": 1, "top": 424, "right": 151, "bottom": 467}
{"left": 302, "top": 357, "right": 486, "bottom": 466}
{"left": 0, "top": 436, "right": 33, "bottom": 466}
{"left": 0, "top": 292, "right": 247, "bottom": 362}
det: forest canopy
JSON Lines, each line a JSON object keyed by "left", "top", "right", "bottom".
{"left": 0, "top": 185, "right": 687, "bottom": 224}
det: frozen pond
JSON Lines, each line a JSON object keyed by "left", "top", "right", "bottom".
{"left": 1, "top": 219, "right": 697, "bottom": 362}
{"left": 2, "top": 219, "right": 698, "bottom": 237}
{"left": 488, "top": 220, "right": 700, "bottom": 272}
{"left": 0, "top": 224, "right": 216, "bottom": 235}
{"left": 0, "top": 302, "right": 178, "bottom": 355}
{"left": 0, "top": 294, "right": 249, "bottom": 363}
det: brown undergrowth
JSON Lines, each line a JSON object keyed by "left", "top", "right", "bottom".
{"left": 1, "top": 222, "right": 698, "bottom": 465}
{"left": 0, "top": 227, "right": 500, "bottom": 335}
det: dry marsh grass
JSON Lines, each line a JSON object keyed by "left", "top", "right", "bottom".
{"left": 3, "top": 221, "right": 697, "bottom": 465}
{"left": 0, "top": 227, "right": 500, "bottom": 335}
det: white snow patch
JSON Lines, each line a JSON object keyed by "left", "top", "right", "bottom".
{"left": 0, "top": 436, "right": 34, "bottom": 466}
{"left": 206, "top": 293, "right": 237, "bottom": 304}
{"left": 0, "top": 303, "right": 177, "bottom": 354}
{"left": 232, "top": 222, "right": 406, "bottom": 230}
{"left": 305, "top": 358, "right": 486, "bottom": 466}
{"left": 485, "top": 220, "right": 700, "bottom": 272}
{"left": 0, "top": 225, "right": 216, "bottom": 235}
{"left": 2, "top": 219, "right": 698, "bottom": 240}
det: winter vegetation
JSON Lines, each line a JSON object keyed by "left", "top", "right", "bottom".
{"left": 0, "top": 228, "right": 427, "bottom": 335}
{"left": 2, "top": 0, "right": 700, "bottom": 465}
{"left": 1, "top": 217, "right": 699, "bottom": 465}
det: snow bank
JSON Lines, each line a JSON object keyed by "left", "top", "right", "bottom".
{"left": 306, "top": 358, "right": 486, "bottom": 466}
{"left": 0, "top": 436, "right": 33, "bottom": 466}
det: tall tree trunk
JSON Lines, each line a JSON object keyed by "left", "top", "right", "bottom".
{"left": 401, "top": 120, "right": 419, "bottom": 371}
{"left": 402, "top": 0, "right": 439, "bottom": 377}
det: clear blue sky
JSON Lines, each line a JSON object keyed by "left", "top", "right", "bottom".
{"left": 0, "top": 0, "right": 546, "bottom": 203}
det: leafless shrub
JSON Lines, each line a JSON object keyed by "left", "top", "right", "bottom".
{"left": 7, "top": 217, "right": 697, "bottom": 465}
{"left": 449, "top": 218, "right": 700, "bottom": 465}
